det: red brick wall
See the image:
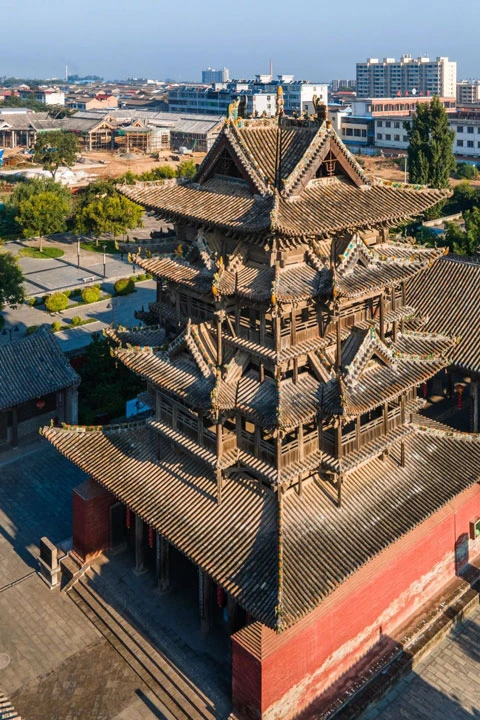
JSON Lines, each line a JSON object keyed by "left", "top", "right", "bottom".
{"left": 232, "top": 484, "right": 480, "bottom": 720}
{"left": 73, "top": 478, "right": 117, "bottom": 562}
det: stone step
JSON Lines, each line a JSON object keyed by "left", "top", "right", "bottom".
{"left": 69, "top": 578, "right": 215, "bottom": 720}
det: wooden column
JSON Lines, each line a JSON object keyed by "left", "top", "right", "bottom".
{"left": 298, "top": 423, "right": 304, "bottom": 461}
{"left": 336, "top": 421, "right": 343, "bottom": 461}
{"left": 276, "top": 434, "right": 282, "bottom": 472}
{"left": 472, "top": 379, "right": 479, "bottom": 434}
{"left": 391, "top": 286, "right": 397, "bottom": 342}
{"left": 216, "top": 314, "right": 223, "bottom": 366}
{"left": 383, "top": 402, "right": 388, "bottom": 435}
{"left": 198, "top": 569, "right": 213, "bottom": 633}
{"left": 337, "top": 473, "right": 343, "bottom": 508}
{"left": 356, "top": 415, "right": 361, "bottom": 451}
{"left": 317, "top": 417, "right": 323, "bottom": 467}
{"left": 134, "top": 515, "right": 145, "bottom": 574}
{"left": 400, "top": 281, "right": 406, "bottom": 334}
{"left": 156, "top": 535, "right": 170, "bottom": 592}
{"left": 293, "top": 357, "right": 299, "bottom": 384}
{"left": 228, "top": 594, "right": 243, "bottom": 635}
{"left": 275, "top": 315, "right": 282, "bottom": 353}
{"left": 379, "top": 293, "right": 385, "bottom": 342}
{"left": 290, "top": 308, "right": 297, "bottom": 346}
{"left": 400, "top": 441, "right": 406, "bottom": 468}
{"left": 336, "top": 319, "right": 342, "bottom": 370}
{"left": 259, "top": 312, "right": 266, "bottom": 346}
{"left": 216, "top": 419, "right": 223, "bottom": 504}
{"left": 259, "top": 363, "right": 265, "bottom": 383}
{"left": 235, "top": 304, "right": 240, "bottom": 336}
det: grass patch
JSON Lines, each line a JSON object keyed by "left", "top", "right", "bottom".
{"left": 80, "top": 239, "right": 122, "bottom": 255}
{"left": 18, "top": 247, "right": 64, "bottom": 259}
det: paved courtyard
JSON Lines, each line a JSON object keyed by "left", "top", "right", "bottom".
{"left": 361, "top": 604, "right": 480, "bottom": 719}
{"left": 0, "top": 442, "right": 231, "bottom": 719}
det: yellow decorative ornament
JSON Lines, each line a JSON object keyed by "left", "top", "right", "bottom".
{"left": 176, "top": 244, "right": 183, "bottom": 258}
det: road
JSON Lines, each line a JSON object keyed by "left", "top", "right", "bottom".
{"left": 0, "top": 280, "right": 156, "bottom": 352}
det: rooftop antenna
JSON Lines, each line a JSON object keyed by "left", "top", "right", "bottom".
{"left": 65, "top": 64, "right": 68, "bottom": 82}
{"left": 270, "top": 59, "right": 273, "bottom": 79}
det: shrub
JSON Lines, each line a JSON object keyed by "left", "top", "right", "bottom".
{"left": 129, "top": 274, "right": 138, "bottom": 283}
{"left": 45, "top": 292, "right": 69, "bottom": 312}
{"left": 42, "top": 294, "right": 50, "bottom": 304}
{"left": 63, "top": 289, "right": 72, "bottom": 298}
{"left": 26, "top": 297, "right": 36, "bottom": 306}
{"left": 71, "top": 315, "right": 83, "bottom": 327}
{"left": 81, "top": 286, "right": 101, "bottom": 304}
{"left": 114, "top": 277, "right": 136, "bottom": 296}
{"left": 34, "top": 296, "right": 43, "bottom": 306}
{"left": 51, "top": 321, "right": 62, "bottom": 333}
{"left": 137, "top": 273, "right": 147, "bottom": 281}
{"left": 26, "top": 325, "right": 40, "bottom": 335}
{"left": 145, "top": 272, "right": 153, "bottom": 279}
{"left": 71, "top": 288, "right": 81, "bottom": 296}
{"left": 153, "top": 164, "right": 176, "bottom": 179}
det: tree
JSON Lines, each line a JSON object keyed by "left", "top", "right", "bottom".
{"left": 15, "top": 190, "right": 71, "bottom": 250}
{"left": 404, "top": 97, "right": 456, "bottom": 188}
{"left": 8, "top": 178, "right": 71, "bottom": 248}
{"left": 445, "top": 207, "right": 480, "bottom": 255}
{"left": 75, "top": 192, "right": 143, "bottom": 245}
{"left": 0, "top": 252, "right": 25, "bottom": 309}
{"left": 33, "top": 130, "right": 79, "bottom": 180}
{"left": 176, "top": 159, "right": 196, "bottom": 179}
{"left": 444, "top": 181, "right": 480, "bottom": 214}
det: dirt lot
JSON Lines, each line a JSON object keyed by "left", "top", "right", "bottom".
{"left": 361, "top": 154, "right": 480, "bottom": 188}
{"left": 77, "top": 149, "right": 207, "bottom": 180}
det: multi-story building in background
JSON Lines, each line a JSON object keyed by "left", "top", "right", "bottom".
{"left": 18, "top": 87, "right": 65, "bottom": 105}
{"left": 356, "top": 56, "right": 456, "bottom": 98}
{"left": 201, "top": 67, "right": 230, "bottom": 84}
{"left": 169, "top": 76, "right": 328, "bottom": 117}
{"left": 456, "top": 80, "right": 480, "bottom": 105}
{"left": 330, "top": 79, "right": 356, "bottom": 92}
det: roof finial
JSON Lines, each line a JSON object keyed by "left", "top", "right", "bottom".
{"left": 276, "top": 86, "right": 284, "bottom": 120}
{"left": 313, "top": 95, "right": 329, "bottom": 125}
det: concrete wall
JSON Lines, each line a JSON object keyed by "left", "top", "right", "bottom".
{"left": 232, "top": 483, "right": 480, "bottom": 720}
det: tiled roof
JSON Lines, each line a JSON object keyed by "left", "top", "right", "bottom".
{"left": 0, "top": 329, "right": 79, "bottom": 410}
{"left": 119, "top": 117, "right": 448, "bottom": 241}
{"left": 407, "top": 255, "right": 480, "bottom": 374}
{"left": 43, "top": 421, "right": 480, "bottom": 630}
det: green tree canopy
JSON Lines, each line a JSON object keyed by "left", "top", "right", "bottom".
{"left": 0, "top": 252, "right": 25, "bottom": 309}
{"left": 176, "top": 159, "right": 196, "bottom": 179}
{"left": 75, "top": 191, "right": 143, "bottom": 245}
{"left": 404, "top": 97, "right": 456, "bottom": 189}
{"left": 444, "top": 181, "right": 480, "bottom": 214}
{"left": 15, "top": 190, "right": 71, "bottom": 249}
{"left": 33, "top": 130, "right": 79, "bottom": 180}
{"left": 445, "top": 207, "right": 480, "bottom": 255}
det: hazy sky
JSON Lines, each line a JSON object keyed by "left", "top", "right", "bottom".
{"left": 2, "top": 0, "right": 480, "bottom": 82}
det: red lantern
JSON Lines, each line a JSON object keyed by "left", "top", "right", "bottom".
{"left": 422, "top": 382, "right": 427, "bottom": 398}
{"left": 36, "top": 399, "right": 46, "bottom": 410}
{"left": 217, "top": 585, "right": 225, "bottom": 608}
{"left": 126, "top": 507, "right": 131, "bottom": 529}
{"left": 148, "top": 526, "right": 154, "bottom": 548}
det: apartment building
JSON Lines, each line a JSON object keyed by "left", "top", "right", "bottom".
{"left": 202, "top": 67, "right": 230, "bottom": 83}
{"left": 356, "top": 56, "right": 456, "bottom": 99}
{"left": 457, "top": 80, "right": 480, "bottom": 105}
{"left": 169, "top": 76, "right": 328, "bottom": 117}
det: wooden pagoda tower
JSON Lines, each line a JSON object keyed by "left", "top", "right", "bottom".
{"left": 43, "top": 96, "right": 480, "bottom": 719}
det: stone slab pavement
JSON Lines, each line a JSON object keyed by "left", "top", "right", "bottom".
{"left": 361, "top": 603, "right": 480, "bottom": 719}
{"left": 0, "top": 443, "right": 173, "bottom": 719}
{"left": 0, "top": 280, "right": 156, "bottom": 352}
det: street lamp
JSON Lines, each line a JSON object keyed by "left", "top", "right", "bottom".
{"left": 102, "top": 244, "right": 107, "bottom": 278}
{"left": 77, "top": 238, "right": 81, "bottom": 268}
{"left": 2, "top": 325, "right": 19, "bottom": 342}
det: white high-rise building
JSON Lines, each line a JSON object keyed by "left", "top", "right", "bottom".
{"left": 356, "top": 56, "right": 456, "bottom": 99}
{"left": 202, "top": 67, "right": 230, "bottom": 84}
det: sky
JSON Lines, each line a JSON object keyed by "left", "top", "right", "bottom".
{"left": 2, "top": 0, "right": 480, "bottom": 82}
